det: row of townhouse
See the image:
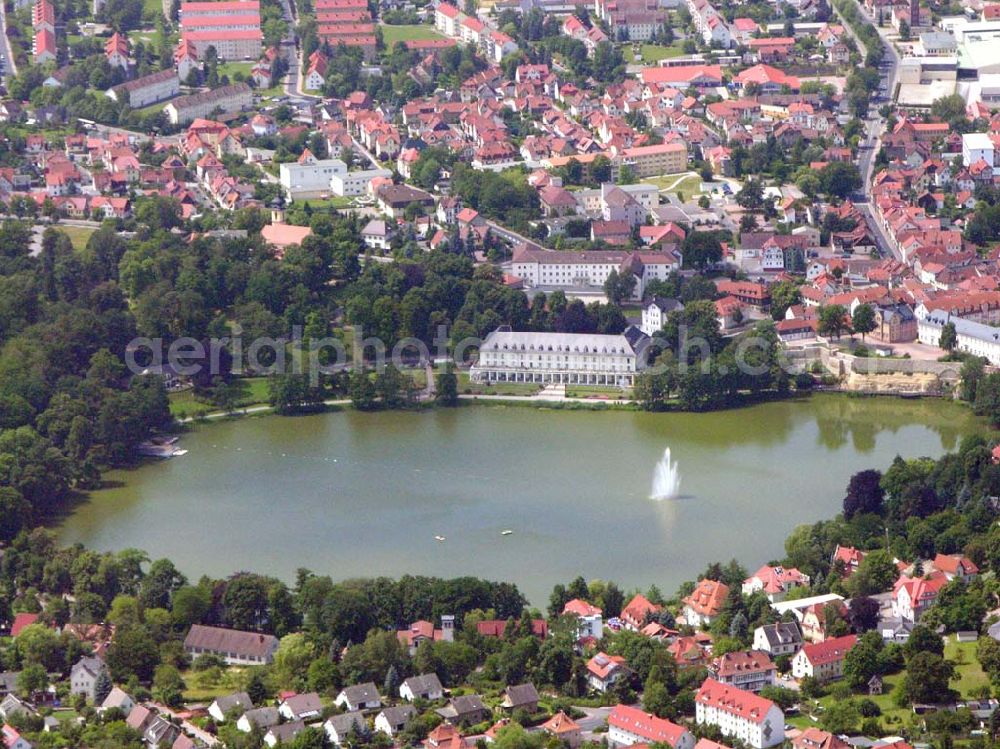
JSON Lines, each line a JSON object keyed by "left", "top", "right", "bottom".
{"left": 434, "top": 2, "right": 519, "bottom": 62}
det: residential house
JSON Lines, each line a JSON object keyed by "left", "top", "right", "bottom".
{"left": 69, "top": 656, "right": 107, "bottom": 702}
{"left": 586, "top": 652, "right": 631, "bottom": 693}
{"left": 208, "top": 692, "right": 254, "bottom": 723}
{"left": 641, "top": 297, "right": 682, "bottom": 336}
{"left": 375, "top": 706, "right": 417, "bottom": 737}
{"left": 400, "top": 674, "right": 444, "bottom": 702}
{"left": 279, "top": 692, "right": 323, "bottom": 721}
{"left": 265, "top": 721, "right": 307, "bottom": 748}
{"left": 694, "top": 679, "right": 784, "bottom": 749}
{"left": 791, "top": 634, "right": 857, "bottom": 681}
{"left": 324, "top": 712, "right": 365, "bottom": 746}
{"left": 236, "top": 707, "right": 280, "bottom": 733}
{"left": 436, "top": 695, "right": 487, "bottom": 726}
{"left": 931, "top": 554, "right": 979, "bottom": 582}
{"left": 792, "top": 728, "right": 851, "bottom": 749}
{"left": 542, "top": 712, "right": 581, "bottom": 747}
{"left": 184, "top": 625, "right": 278, "bottom": 666}
{"left": 682, "top": 580, "right": 729, "bottom": 627}
{"left": 607, "top": 704, "right": 695, "bottom": 749}
{"left": 2, "top": 725, "right": 30, "bottom": 749}
{"left": 752, "top": 622, "right": 802, "bottom": 657}
{"left": 620, "top": 594, "right": 662, "bottom": 631}
{"left": 893, "top": 572, "right": 948, "bottom": 621}
{"left": 563, "top": 599, "right": 603, "bottom": 640}
{"left": 741, "top": 565, "right": 810, "bottom": 603}
{"left": 501, "top": 684, "right": 539, "bottom": 713}
{"left": 335, "top": 683, "right": 382, "bottom": 712}
{"left": 709, "top": 651, "right": 776, "bottom": 693}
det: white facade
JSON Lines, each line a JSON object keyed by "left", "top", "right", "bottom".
{"left": 471, "top": 328, "right": 649, "bottom": 387}
{"left": 695, "top": 683, "right": 784, "bottom": 749}
{"left": 279, "top": 158, "right": 347, "bottom": 199}
{"left": 641, "top": 298, "right": 679, "bottom": 336}
{"left": 917, "top": 307, "right": 1000, "bottom": 365}
{"left": 330, "top": 167, "right": 392, "bottom": 197}
{"left": 962, "top": 132, "right": 995, "bottom": 168}
{"left": 107, "top": 70, "right": 180, "bottom": 109}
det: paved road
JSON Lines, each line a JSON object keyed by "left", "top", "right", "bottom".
{"left": 0, "top": 1, "right": 17, "bottom": 83}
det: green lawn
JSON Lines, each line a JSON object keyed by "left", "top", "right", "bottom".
{"left": 457, "top": 372, "right": 542, "bottom": 397}
{"left": 217, "top": 61, "right": 254, "bottom": 80}
{"left": 566, "top": 385, "right": 631, "bottom": 399}
{"left": 638, "top": 43, "right": 685, "bottom": 62}
{"left": 298, "top": 196, "right": 357, "bottom": 209}
{"left": 168, "top": 377, "right": 271, "bottom": 418}
{"left": 57, "top": 224, "right": 96, "bottom": 250}
{"left": 645, "top": 172, "right": 705, "bottom": 197}
{"left": 944, "top": 637, "right": 990, "bottom": 697}
{"left": 380, "top": 23, "right": 445, "bottom": 44}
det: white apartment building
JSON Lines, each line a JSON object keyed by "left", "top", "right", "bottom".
{"left": 962, "top": 132, "right": 995, "bottom": 169}
{"left": 470, "top": 327, "right": 650, "bottom": 387}
{"left": 695, "top": 679, "right": 784, "bottom": 749}
{"left": 279, "top": 158, "right": 348, "bottom": 200}
{"left": 916, "top": 307, "right": 1000, "bottom": 365}
{"left": 510, "top": 245, "right": 680, "bottom": 299}
{"left": 164, "top": 83, "right": 252, "bottom": 125}
{"left": 641, "top": 297, "right": 681, "bottom": 336}
{"left": 106, "top": 69, "right": 180, "bottom": 109}
{"left": 330, "top": 167, "right": 392, "bottom": 196}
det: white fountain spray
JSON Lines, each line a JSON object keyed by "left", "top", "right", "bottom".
{"left": 650, "top": 447, "right": 681, "bottom": 500}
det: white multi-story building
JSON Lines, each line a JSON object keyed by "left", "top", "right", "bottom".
{"left": 791, "top": 634, "right": 857, "bottom": 681}
{"left": 916, "top": 306, "right": 1000, "bottom": 364}
{"left": 330, "top": 167, "right": 392, "bottom": 196}
{"left": 752, "top": 622, "right": 803, "bottom": 656}
{"left": 563, "top": 598, "right": 604, "bottom": 639}
{"left": 510, "top": 245, "right": 680, "bottom": 300}
{"left": 279, "top": 157, "right": 348, "bottom": 200}
{"left": 471, "top": 327, "right": 650, "bottom": 387}
{"left": 962, "top": 132, "right": 995, "bottom": 169}
{"left": 695, "top": 679, "right": 784, "bottom": 749}
{"left": 641, "top": 297, "right": 682, "bottom": 336}
{"left": 608, "top": 705, "right": 695, "bottom": 749}
{"left": 106, "top": 69, "right": 180, "bottom": 109}
{"left": 164, "top": 83, "right": 252, "bottom": 125}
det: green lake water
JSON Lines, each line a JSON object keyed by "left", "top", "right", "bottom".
{"left": 54, "top": 395, "right": 979, "bottom": 603}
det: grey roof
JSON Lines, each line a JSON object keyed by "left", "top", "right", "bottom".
{"left": 73, "top": 655, "right": 105, "bottom": 678}
{"left": 340, "top": 682, "right": 381, "bottom": 705}
{"left": 212, "top": 692, "right": 253, "bottom": 715}
{"left": 112, "top": 68, "right": 179, "bottom": 95}
{"left": 101, "top": 687, "right": 133, "bottom": 710}
{"left": 645, "top": 296, "right": 682, "bottom": 314}
{"left": 759, "top": 621, "right": 802, "bottom": 647}
{"left": 0, "top": 694, "right": 36, "bottom": 720}
{"left": 401, "top": 673, "right": 443, "bottom": 696}
{"left": 267, "top": 720, "right": 307, "bottom": 742}
{"left": 0, "top": 672, "right": 19, "bottom": 693}
{"left": 168, "top": 83, "right": 251, "bottom": 113}
{"left": 362, "top": 219, "right": 390, "bottom": 237}
{"left": 326, "top": 711, "right": 365, "bottom": 736}
{"left": 480, "top": 327, "right": 648, "bottom": 356}
{"left": 185, "top": 625, "right": 277, "bottom": 660}
{"left": 379, "top": 705, "right": 417, "bottom": 726}
{"left": 438, "top": 694, "right": 486, "bottom": 717}
{"left": 240, "top": 706, "right": 280, "bottom": 729}
{"left": 988, "top": 621, "right": 1000, "bottom": 640}
{"left": 283, "top": 691, "right": 323, "bottom": 716}
{"left": 503, "top": 683, "right": 539, "bottom": 708}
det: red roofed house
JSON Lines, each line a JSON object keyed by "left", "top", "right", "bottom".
{"left": 2, "top": 725, "right": 30, "bottom": 749}
{"left": 791, "top": 634, "right": 857, "bottom": 681}
{"left": 741, "top": 565, "right": 810, "bottom": 602}
{"left": 476, "top": 619, "right": 548, "bottom": 639}
{"left": 563, "top": 599, "right": 603, "bottom": 640}
{"left": 792, "top": 728, "right": 851, "bottom": 749}
{"left": 105, "top": 32, "right": 130, "bottom": 71}
{"left": 892, "top": 572, "right": 948, "bottom": 621}
{"left": 620, "top": 594, "right": 662, "bottom": 631}
{"left": 710, "top": 651, "right": 777, "bottom": 693}
{"left": 831, "top": 545, "right": 866, "bottom": 577}
{"left": 11, "top": 613, "right": 39, "bottom": 637}
{"left": 734, "top": 64, "right": 800, "bottom": 93}
{"left": 542, "top": 712, "right": 582, "bottom": 748}
{"left": 930, "top": 553, "right": 978, "bottom": 583}
{"left": 695, "top": 678, "right": 784, "bottom": 748}
{"left": 682, "top": 579, "right": 729, "bottom": 627}
{"left": 607, "top": 704, "right": 695, "bottom": 749}
{"left": 586, "top": 652, "right": 631, "bottom": 693}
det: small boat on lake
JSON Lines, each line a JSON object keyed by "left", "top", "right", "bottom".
{"left": 434, "top": 535, "right": 446, "bottom": 542}
{"left": 501, "top": 530, "right": 513, "bottom": 536}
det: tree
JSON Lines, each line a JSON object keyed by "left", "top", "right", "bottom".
{"left": 94, "top": 669, "right": 113, "bottom": 705}
{"left": 822, "top": 699, "right": 861, "bottom": 734}
{"left": 843, "top": 469, "right": 884, "bottom": 519}
{"left": 106, "top": 626, "right": 160, "bottom": 682}
{"left": 819, "top": 162, "right": 862, "bottom": 198}
{"left": 818, "top": 304, "right": 849, "bottom": 339}
{"left": 848, "top": 550, "right": 898, "bottom": 597}
{"left": 681, "top": 232, "right": 723, "bottom": 270}
{"left": 905, "top": 624, "right": 944, "bottom": 659}
{"left": 852, "top": 304, "right": 876, "bottom": 341}
{"left": 436, "top": 364, "right": 459, "bottom": 407}
{"left": 902, "top": 651, "right": 954, "bottom": 704}
{"left": 843, "top": 631, "right": 883, "bottom": 688}
{"left": 939, "top": 322, "right": 957, "bottom": 352}
{"left": 848, "top": 596, "right": 880, "bottom": 633}
{"left": 16, "top": 663, "right": 49, "bottom": 697}
{"left": 152, "top": 664, "right": 185, "bottom": 707}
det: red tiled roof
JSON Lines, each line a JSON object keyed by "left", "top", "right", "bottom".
{"left": 609, "top": 705, "right": 689, "bottom": 747}
{"left": 799, "top": 634, "right": 857, "bottom": 666}
{"left": 696, "top": 678, "right": 777, "bottom": 724}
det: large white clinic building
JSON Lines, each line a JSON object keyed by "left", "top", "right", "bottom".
{"left": 916, "top": 306, "right": 1000, "bottom": 364}
{"left": 470, "top": 326, "right": 650, "bottom": 387}
{"left": 695, "top": 679, "right": 784, "bottom": 749}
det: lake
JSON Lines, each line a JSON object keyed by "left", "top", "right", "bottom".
{"left": 55, "top": 395, "right": 979, "bottom": 604}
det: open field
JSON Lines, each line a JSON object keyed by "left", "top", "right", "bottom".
{"left": 380, "top": 23, "right": 445, "bottom": 44}
{"left": 457, "top": 372, "right": 542, "bottom": 396}
{"left": 944, "top": 637, "right": 989, "bottom": 696}
{"left": 638, "top": 43, "right": 685, "bottom": 62}
{"left": 58, "top": 224, "right": 96, "bottom": 250}
{"left": 168, "top": 377, "right": 271, "bottom": 418}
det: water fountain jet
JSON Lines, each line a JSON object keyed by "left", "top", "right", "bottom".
{"left": 650, "top": 447, "right": 681, "bottom": 500}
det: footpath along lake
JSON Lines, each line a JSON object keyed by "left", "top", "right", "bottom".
{"left": 55, "top": 394, "right": 979, "bottom": 603}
